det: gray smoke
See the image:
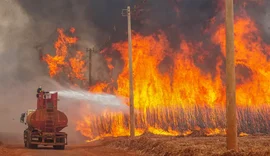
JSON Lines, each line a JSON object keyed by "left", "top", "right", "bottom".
{"left": 16, "top": 0, "right": 112, "bottom": 83}
{"left": 0, "top": 0, "right": 99, "bottom": 144}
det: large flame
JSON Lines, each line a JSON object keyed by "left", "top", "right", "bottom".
{"left": 44, "top": 10, "right": 270, "bottom": 140}
{"left": 44, "top": 28, "right": 86, "bottom": 84}
{"left": 76, "top": 14, "right": 270, "bottom": 139}
{"left": 213, "top": 15, "right": 270, "bottom": 106}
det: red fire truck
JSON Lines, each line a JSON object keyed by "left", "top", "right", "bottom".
{"left": 20, "top": 91, "right": 68, "bottom": 149}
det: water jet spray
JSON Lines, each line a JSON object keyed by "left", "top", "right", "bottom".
{"left": 52, "top": 89, "right": 128, "bottom": 107}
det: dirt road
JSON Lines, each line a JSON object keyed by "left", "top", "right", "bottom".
{"left": 1, "top": 144, "right": 137, "bottom": 156}
{"left": 4, "top": 135, "right": 270, "bottom": 156}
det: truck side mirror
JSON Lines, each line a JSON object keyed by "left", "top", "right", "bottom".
{"left": 20, "top": 113, "right": 25, "bottom": 123}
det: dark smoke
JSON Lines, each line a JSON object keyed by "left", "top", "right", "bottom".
{"left": 17, "top": 0, "right": 221, "bottom": 47}
{"left": 17, "top": 0, "right": 269, "bottom": 54}
{"left": 16, "top": 0, "right": 270, "bottom": 87}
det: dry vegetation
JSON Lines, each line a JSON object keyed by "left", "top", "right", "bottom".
{"left": 1, "top": 135, "right": 270, "bottom": 156}
{"left": 107, "top": 134, "right": 270, "bottom": 156}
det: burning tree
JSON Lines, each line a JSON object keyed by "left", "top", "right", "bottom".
{"left": 43, "top": 28, "right": 87, "bottom": 87}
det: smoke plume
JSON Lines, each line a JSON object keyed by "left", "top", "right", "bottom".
{"left": 15, "top": 0, "right": 270, "bottom": 82}
{"left": 0, "top": 0, "right": 99, "bottom": 144}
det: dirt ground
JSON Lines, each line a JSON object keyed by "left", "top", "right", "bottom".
{"left": 1, "top": 135, "right": 270, "bottom": 156}
{"left": 108, "top": 134, "right": 270, "bottom": 156}
{"left": 0, "top": 143, "right": 137, "bottom": 156}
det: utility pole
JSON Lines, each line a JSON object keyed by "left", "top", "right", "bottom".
{"left": 86, "top": 48, "right": 95, "bottom": 88}
{"left": 225, "top": 0, "right": 238, "bottom": 150}
{"left": 122, "top": 6, "right": 135, "bottom": 137}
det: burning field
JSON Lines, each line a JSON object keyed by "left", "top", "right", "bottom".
{"left": 37, "top": 0, "right": 270, "bottom": 143}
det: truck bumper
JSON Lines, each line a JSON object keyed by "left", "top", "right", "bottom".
{"left": 30, "top": 132, "right": 67, "bottom": 145}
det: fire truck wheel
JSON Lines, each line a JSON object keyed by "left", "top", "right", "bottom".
{"left": 26, "top": 140, "right": 30, "bottom": 148}
{"left": 31, "top": 144, "right": 38, "bottom": 149}
{"left": 26, "top": 136, "right": 37, "bottom": 149}
{"left": 27, "top": 143, "right": 38, "bottom": 149}
{"left": 53, "top": 145, "right": 65, "bottom": 150}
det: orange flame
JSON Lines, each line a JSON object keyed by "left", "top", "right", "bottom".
{"left": 69, "top": 51, "right": 87, "bottom": 80}
{"left": 42, "top": 11, "right": 270, "bottom": 140}
{"left": 76, "top": 13, "right": 270, "bottom": 140}
{"left": 44, "top": 28, "right": 86, "bottom": 82}
{"left": 213, "top": 15, "right": 270, "bottom": 106}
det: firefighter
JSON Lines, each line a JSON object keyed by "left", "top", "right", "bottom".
{"left": 37, "top": 86, "right": 43, "bottom": 93}
{"left": 36, "top": 86, "right": 43, "bottom": 98}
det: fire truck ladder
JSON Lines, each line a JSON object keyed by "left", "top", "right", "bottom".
{"left": 45, "top": 111, "right": 55, "bottom": 132}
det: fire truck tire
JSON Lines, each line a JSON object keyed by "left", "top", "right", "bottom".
{"left": 27, "top": 142, "right": 38, "bottom": 149}
{"left": 53, "top": 145, "right": 65, "bottom": 150}
{"left": 31, "top": 144, "right": 38, "bottom": 149}
{"left": 26, "top": 135, "right": 38, "bottom": 149}
{"left": 24, "top": 130, "right": 27, "bottom": 148}
{"left": 26, "top": 140, "right": 30, "bottom": 148}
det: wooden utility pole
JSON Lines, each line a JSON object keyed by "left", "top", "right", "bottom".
{"left": 86, "top": 48, "right": 94, "bottom": 87}
{"left": 122, "top": 6, "right": 135, "bottom": 137}
{"left": 225, "top": 0, "right": 238, "bottom": 150}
